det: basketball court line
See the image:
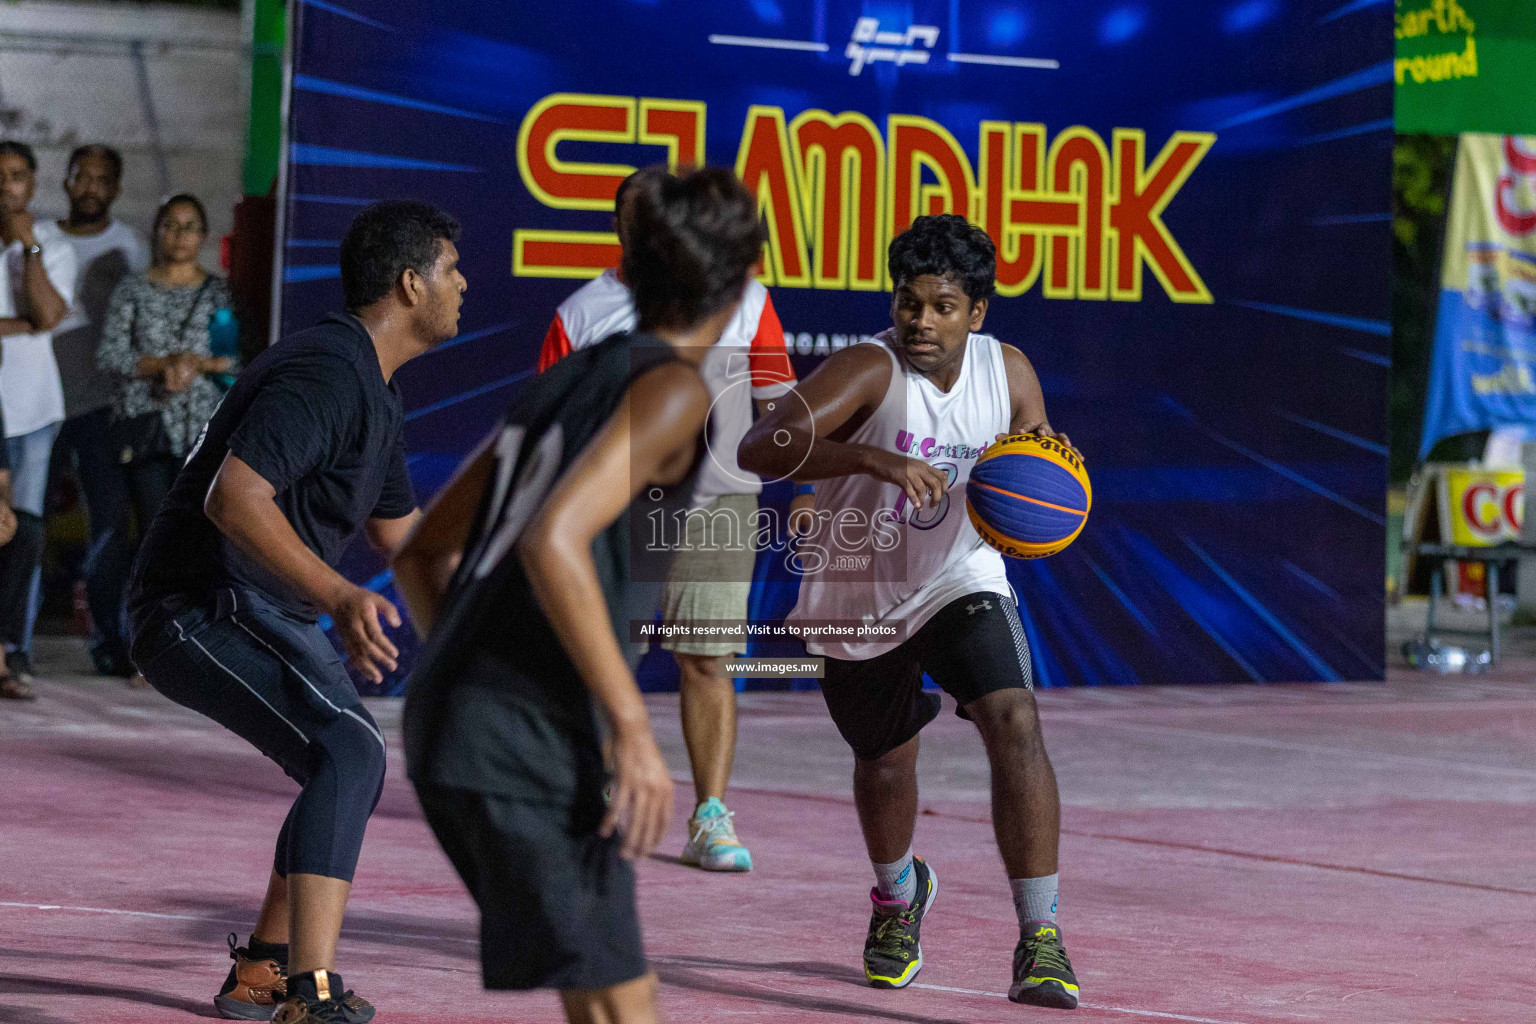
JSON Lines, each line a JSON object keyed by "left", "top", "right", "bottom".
{"left": 730, "top": 681, "right": 1536, "bottom": 717}
{"left": 0, "top": 900, "right": 1267, "bottom": 1023}
{"left": 0, "top": 901, "right": 478, "bottom": 948}
{"left": 1054, "top": 830, "right": 1536, "bottom": 897}
{"left": 1086, "top": 719, "right": 1536, "bottom": 781}
{"left": 1041, "top": 696, "right": 1536, "bottom": 719}
{"left": 911, "top": 983, "right": 1262, "bottom": 1024}
{"left": 722, "top": 785, "right": 1536, "bottom": 897}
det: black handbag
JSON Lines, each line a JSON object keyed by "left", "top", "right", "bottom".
{"left": 110, "top": 410, "right": 172, "bottom": 466}
{"left": 111, "top": 278, "right": 213, "bottom": 465}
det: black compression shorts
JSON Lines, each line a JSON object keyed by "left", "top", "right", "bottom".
{"left": 818, "top": 591, "right": 1035, "bottom": 761}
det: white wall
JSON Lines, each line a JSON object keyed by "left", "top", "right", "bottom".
{"left": 0, "top": 1, "right": 245, "bottom": 265}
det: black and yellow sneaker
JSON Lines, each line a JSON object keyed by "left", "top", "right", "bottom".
{"left": 1009, "top": 921, "right": 1080, "bottom": 1009}
{"left": 271, "top": 970, "right": 375, "bottom": 1024}
{"left": 863, "top": 856, "right": 938, "bottom": 989}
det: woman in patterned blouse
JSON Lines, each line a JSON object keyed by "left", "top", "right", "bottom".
{"left": 97, "top": 193, "right": 238, "bottom": 536}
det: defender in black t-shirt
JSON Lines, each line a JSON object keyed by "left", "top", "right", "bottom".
{"left": 128, "top": 201, "right": 465, "bottom": 1024}
{"left": 393, "top": 167, "right": 766, "bottom": 1024}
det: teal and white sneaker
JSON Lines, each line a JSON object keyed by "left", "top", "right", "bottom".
{"left": 680, "top": 798, "right": 753, "bottom": 872}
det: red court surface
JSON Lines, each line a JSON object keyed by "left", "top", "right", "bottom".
{"left": 2, "top": 635, "right": 1533, "bottom": 1024}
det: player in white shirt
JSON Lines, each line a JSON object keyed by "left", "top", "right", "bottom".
{"left": 0, "top": 141, "right": 77, "bottom": 698}
{"left": 740, "top": 215, "right": 1081, "bottom": 1008}
{"left": 539, "top": 173, "right": 807, "bottom": 873}
{"left": 53, "top": 144, "right": 151, "bottom": 680}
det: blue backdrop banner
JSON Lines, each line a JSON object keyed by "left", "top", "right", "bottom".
{"left": 281, "top": 0, "right": 1393, "bottom": 692}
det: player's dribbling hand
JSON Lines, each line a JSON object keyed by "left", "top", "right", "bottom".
{"left": 602, "top": 722, "right": 673, "bottom": 860}
{"left": 327, "top": 584, "right": 402, "bottom": 684}
{"left": 1000, "top": 422, "right": 1080, "bottom": 459}
{"left": 871, "top": 451, "right": 950, "bottom": 510}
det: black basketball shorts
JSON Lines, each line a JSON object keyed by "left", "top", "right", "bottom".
{"left": 818, "top": 591, "right": 1035, "bottom": 761}
{"left": 413, "top": 781, "right": 647, "bottom": 992}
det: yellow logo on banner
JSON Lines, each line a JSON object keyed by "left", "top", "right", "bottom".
{"left": 1442, "top": 468, "right": 1525, "bottom": 545}
{"left": 511, "top": 93, "right": 1214, "bottom": 303}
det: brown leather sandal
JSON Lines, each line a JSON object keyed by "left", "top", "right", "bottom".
{"left": 0, "top": 673, "right": 35, "bottom": 701}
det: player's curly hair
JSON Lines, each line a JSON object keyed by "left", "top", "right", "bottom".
{"left": 888, "top": 213, "right": 996, "bottom": 302}
{"left": 623, "top": 165, "right": 767, "bottom": 329}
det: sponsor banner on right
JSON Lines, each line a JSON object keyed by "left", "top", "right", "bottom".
{"left": 1421, "top": 134, "right": 1536, "bottom": 459}
{"left": 1440, "top": 467, "right": 1525, "bottom": 546}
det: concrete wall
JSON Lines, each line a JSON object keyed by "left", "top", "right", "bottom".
{"left": 0, "top": 1, "right": 245, "bottom": 265}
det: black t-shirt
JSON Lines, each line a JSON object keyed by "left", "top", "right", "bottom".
{"left": 404, "top": 332, "right": 701, "bottom": 800}
{"left": 130, "top": 313, "right": 416, "bottom": 621}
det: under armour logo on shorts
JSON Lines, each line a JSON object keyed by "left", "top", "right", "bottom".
{"left": 966, "top": 600, "right": 992, "bottom": 615}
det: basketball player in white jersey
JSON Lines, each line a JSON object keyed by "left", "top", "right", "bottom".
{"left": 539, "top": 173, "right": 806, "bottom": 873}
{"left": 739, "top": 214, "right": 1079, "bottom": 1008}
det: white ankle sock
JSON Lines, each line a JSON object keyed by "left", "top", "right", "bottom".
{"left": 1011, "top": 874, "right": 1058, "bottom": 927}
{"left": 872, "top": 848, "right": 917, "bottom": 904}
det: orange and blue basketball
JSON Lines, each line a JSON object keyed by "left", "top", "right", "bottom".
{"left": 965, "top": 434, "right": 1091, "bottom": 559}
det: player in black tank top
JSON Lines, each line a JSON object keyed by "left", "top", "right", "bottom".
{"left": 394, "top": 166, "right": 767, "bottom": 1022}
{"left": 401, "top": 333, "right": 701, "bottom": 805}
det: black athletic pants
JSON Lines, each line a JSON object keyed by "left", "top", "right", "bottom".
{"left": 132, "top": 587, "right": 386, "bottom": 881}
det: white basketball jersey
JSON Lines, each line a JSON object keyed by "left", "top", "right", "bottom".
{"left": 788, "top": 330, "right": 1014, "bottom": 660}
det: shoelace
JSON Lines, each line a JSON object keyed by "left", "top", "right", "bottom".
{"left": 1021, "top": 938, "right": 1073, "bottom": 974}
{"left": 299, "top": 989, "right": 365, "bottom": 1022}
{"left": 868, "top": 907, "right": 918, "bottom": 959}
{"left": 690, "top": 810, "right": 740, "bottom": 846}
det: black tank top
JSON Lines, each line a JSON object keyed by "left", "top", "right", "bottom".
{"left": 404, "top": 331, "right": 701, "bottom": 795}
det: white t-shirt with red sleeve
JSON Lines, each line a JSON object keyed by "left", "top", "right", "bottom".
{"left": 538, "top": 270, "right": 795, "bottom": 504}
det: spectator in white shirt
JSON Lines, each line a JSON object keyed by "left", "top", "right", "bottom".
{"left": 52, "top": 144, "right": 149, "bottom": 680}
{"left": 0, "top": 140, "right": 76, "bottom": 695}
